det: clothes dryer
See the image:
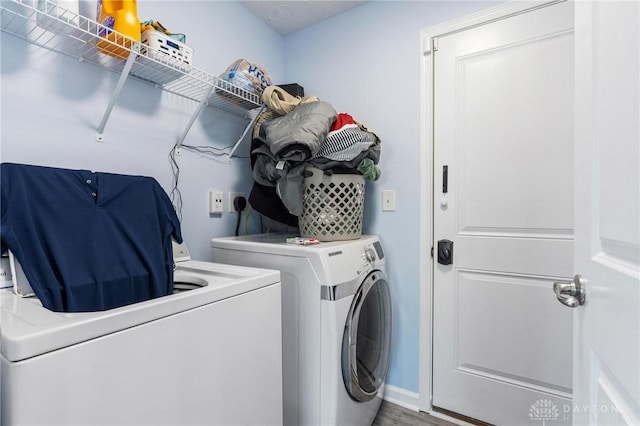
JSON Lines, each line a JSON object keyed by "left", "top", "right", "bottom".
{"left": 211, "top": 234, "right": 392, "bottom": 426}
{"left": 1, "top": 242, "right": 283, "bottom": 425}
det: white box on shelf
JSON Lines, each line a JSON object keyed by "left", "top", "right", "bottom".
{"left": 131, "top": 29, "right": 194, "bottom": 85}
{"left": 140, "top": 29, "right": 193, "bottom": 65}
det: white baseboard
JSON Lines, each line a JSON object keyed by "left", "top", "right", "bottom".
{"left": 382, "top": 384, "right": 420, "bottom": 412}
{"left": 381, "top": 385, "right": 474, "bottom": 426}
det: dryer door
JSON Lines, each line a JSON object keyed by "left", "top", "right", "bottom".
{"left": 341, "top": 270, "right": 392, "bottom": 402}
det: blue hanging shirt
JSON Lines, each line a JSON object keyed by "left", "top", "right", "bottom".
{"left": 0, "top": 163, "right": 182, "bottom": 312}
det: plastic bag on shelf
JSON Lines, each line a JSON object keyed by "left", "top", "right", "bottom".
{"left": 219, "top": 59, "right": 272, "bottom": 98}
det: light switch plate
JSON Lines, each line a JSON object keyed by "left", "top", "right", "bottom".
{"left": 382, "top": 189, "right": 396, "bottom": 211}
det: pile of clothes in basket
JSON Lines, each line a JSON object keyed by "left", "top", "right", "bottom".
{"left": 248, "top": 85, "right": 382, "bottom": 228}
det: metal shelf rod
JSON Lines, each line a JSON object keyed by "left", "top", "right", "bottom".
{"left": 176, "top": 85, "right": 216, "bottom": 149}
{"left": 96, "top": 46, "right": 139, "bottom": 142}
{"left": 227, "top": 106, "right": 265, "bottom": 162}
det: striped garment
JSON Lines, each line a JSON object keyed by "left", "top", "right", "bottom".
{"left": 314, "top": 124, "right": 377, "bottom": 162}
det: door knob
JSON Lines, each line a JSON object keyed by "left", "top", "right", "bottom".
{"left": 553, "top": 275, "right": 586, "bottom": 308}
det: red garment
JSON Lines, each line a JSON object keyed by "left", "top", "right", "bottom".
{"left": 330, "top": 113, "right": 357, "bottom": 132}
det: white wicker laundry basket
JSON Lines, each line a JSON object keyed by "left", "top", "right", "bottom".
{"left": 298, "top": 167, "right": 365, "bottom": 241}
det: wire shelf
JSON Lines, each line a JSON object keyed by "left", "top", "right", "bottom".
{"left": 0, "top": 0, "right": 263, "bottom": 144}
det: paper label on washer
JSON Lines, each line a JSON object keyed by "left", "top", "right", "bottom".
{"left": 0, "top": 256, "right": 11, "bottom": 288}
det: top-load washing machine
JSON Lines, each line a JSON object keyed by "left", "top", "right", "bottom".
{"left": 1, "top": 242, "right": 283, "bottom": 426}
{"left": 211, "top": 234, "right": 392, "bottom": 426}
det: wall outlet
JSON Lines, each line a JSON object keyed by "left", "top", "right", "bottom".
{"left": 209, "top": 190, "right": 224, "bottom": 214}
{"left": 228, "top": 192, "right": 245, "bottom": 212}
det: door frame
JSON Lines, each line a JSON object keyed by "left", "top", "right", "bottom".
{"left": 417, "top": 0, "right": 568, "bottom": 414}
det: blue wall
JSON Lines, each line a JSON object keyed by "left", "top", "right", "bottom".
{"left": 1, "top": 0, "right": 498, "bottom": 398}
{"left": 283, "top": 1, "right": 499, "bottom": 393}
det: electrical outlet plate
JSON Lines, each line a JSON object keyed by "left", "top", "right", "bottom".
{"left": 209, "top": 190, "right": 224, "bottom": 214}
{"left": 228, "top": 192, "right": 245, "bottom": 212}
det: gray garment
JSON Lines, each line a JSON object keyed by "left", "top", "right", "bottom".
{"left": 261, "top": 101, "right": 337, "bottom": 160}
{"left": 251, "top": 101, "right": 336, "bottom": 215}
{"left": 251, "top": 144, "right": 310, "bottom": 216}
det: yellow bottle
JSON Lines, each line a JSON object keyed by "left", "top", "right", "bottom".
{"left": 96, "top": 0, "right": 141, "bottom": 59}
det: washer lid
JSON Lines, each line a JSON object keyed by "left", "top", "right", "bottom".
{"left": 0, "top": 261, "right": 280, "bottom": 362}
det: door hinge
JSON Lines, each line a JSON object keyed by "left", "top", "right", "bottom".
{"left": 433, "top": 38, "right": 439, "bottom": 52}
{"left": 430, "top": 246, "right": 434, "bottom": 258}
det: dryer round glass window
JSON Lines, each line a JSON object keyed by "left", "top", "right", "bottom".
{"left": 341, "top": 270, "right": 392, "bottom": 402}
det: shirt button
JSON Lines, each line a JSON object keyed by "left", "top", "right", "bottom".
{"left": 86, "top": 179, "right": 92, "bottom": 184}
{"left": 91, "top": 192, "right": 97, "bottom": 197}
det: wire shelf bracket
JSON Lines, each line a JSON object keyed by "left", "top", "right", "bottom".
{"left": 96, "top": 46, "right": 139, "bottom": 142}
{"left": 226, "top": 106, "right": 265, "bottom": 163}
{"left": 176, "top": 85, "right": 215, "bottom": 150}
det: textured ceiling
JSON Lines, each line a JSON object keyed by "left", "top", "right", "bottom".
{"left": 238, "top": 1, "right": 368, "bottom": 35}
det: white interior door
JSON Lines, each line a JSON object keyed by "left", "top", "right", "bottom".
{"left": 432, "top": 2, "right": 575, "bottom": 424}
{"left": 571, "top": 1, "right": 640, "bottom": 425}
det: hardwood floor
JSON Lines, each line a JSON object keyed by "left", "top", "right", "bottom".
{"left": 373, "top": 401, "right": 458, "bottom": 426}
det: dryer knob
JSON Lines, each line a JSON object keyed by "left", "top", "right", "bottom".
{"left": 365, "top": 248, "right": 376, "bottom": 263}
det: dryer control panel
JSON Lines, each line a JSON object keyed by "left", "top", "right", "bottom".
{"left": 323, "top": 237, "right": 386, "bottom": 285}
{"left": 360, "top": 241, "right": 385, "bottom": 265}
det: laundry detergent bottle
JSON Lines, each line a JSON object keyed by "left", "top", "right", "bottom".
{"left": 96, "top": 0, "right": 140, "bottom": 59}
